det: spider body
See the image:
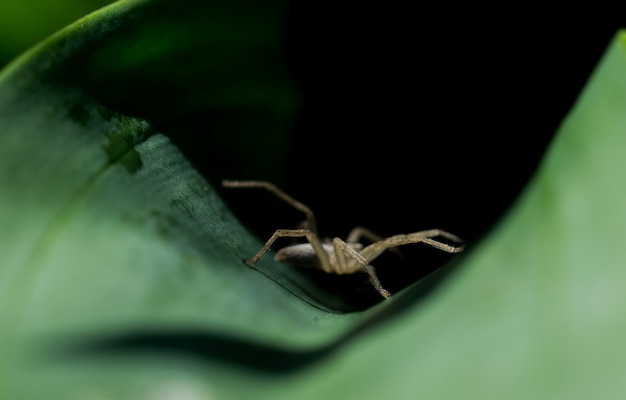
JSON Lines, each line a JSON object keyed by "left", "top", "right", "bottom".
{"left": 222, "top": 180, "right": 465, "bottom": 299}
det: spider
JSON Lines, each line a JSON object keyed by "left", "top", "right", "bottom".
{"left": 222, "top": 180, "right": 465, "bottom": 299}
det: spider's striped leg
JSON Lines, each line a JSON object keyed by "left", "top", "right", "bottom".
{"left": 333, "top": 238, "right": 391, "bottom": 299}
{"left": 347, "top": 226, "right": 406, "bottom": 262}
{"left": 359, "top": 229, "right": 464, "bottom": 263}
{"left": 222, "top": 180, "right": 319, "bottom": 235}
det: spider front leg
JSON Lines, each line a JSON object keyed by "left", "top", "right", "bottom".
{"left": 222, "top": 180, "right": 319, "bottom": 235}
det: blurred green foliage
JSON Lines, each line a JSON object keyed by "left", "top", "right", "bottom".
{"left": 0, "top": 0, "right": 114, "bottom": 68}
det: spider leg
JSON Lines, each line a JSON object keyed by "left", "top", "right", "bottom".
{"left": 332, "top": 237, "right": 391, "bottom": 299}
{"left": 346, "top": 226, "right": 385, "bottom": 243}
{"left": 347, "top": 226, "right": 406, "bottom": 263}
{"left": 222, "top": 180, "right": 319, "bottom": 235}
{"left": 359, "top": 229, "right": 465, "bottom": 263}
{"left": 245, "top": 229, "right": 333, "bottom": 273}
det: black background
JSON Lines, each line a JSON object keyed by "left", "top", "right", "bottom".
{"left": 211, "top": 4, "right": 626, "bottom": 305}
{"left": 277, "top": 5, "right": 622, "bottom": 242}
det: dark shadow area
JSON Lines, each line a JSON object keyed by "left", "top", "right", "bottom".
{"left": 53, "top": 252, "right": 465, "bottom": 374}
{"left": 213, "top": 4, "right": 626, "bottom": 313}
{"left": 58, "top": 330, "right": 334, "bottom": 373}
{"left": 279, "top": 3, "right": 614, "bottom": 244}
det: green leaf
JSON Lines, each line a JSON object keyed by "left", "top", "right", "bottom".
{"left": 2, "top": 0, "right": 626, "bottom": 398}
{"left": 0, "top": 0, "right": 350, "bottom": 397}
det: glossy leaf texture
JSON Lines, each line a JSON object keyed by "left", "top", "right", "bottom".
{"left": 2, "top": 0, "right": 626, "bottom": 398}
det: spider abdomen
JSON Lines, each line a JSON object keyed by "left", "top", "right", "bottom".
{"left": 274, "top": 242, "right": 363, "bottom": 274}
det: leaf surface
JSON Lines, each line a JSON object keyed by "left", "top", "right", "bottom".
{"left": 2, "top": 1, "right": 626, "bottom": 399}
